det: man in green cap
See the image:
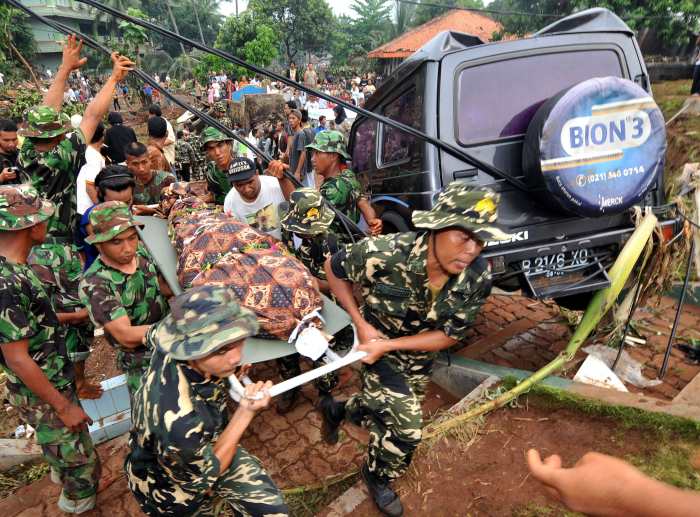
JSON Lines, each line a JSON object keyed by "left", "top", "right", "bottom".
{"left": 20, "top": 35, "right": 133, "bottom": 241}
{"left": 79, "top": 201, "right": 170, "bottom": 404}
{"left": 126, "top": 285, "right": 288, "bottom": 517}
{"left": 308, "top": 130, "right": 382, "bottom": 239}
{"left": 0, "top": 184, "right": 99, "bottom": 514}
{"left": 321, "top": 182, "right": 512, "bottom": 516}
{"left": 201, "top": 126, "right": 237, "bottom": 204}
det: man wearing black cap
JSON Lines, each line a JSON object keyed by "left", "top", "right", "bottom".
{"left": 222, "top": 156, "right": 294, "bottom": 240}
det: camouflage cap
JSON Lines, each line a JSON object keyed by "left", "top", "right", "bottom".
{"left": 85, "top": 201, "right": 143, "bottom": 244}
{"left": 22, "top": 106, "right": 71, "bottom": 139}
{"left": 213, "top": 100, "right": 228, "bottom": 113}
{"left": 412, "top": 183, "right": 512, "bottom": 242}
{"left": 281, "top": 188, "right": 334, "bottom": 236}
{"left": 152, "top": 285, "right": 259, "bottom": 360}
{"left": 0, "top": 184, "right": 55, "bottom": 231}
{"left": 306, "top": 130, "right": 350, "bottom": 160}
{"left": 200, "top": 126, "right": 232, "bottom": 150}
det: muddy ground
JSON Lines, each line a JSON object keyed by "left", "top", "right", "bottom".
{"left": 351, "top": 393, "right": 700, "bottom": 517}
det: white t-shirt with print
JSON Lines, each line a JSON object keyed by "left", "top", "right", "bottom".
{"left": 223, "top": 175, "right": 285, "bottom": 240}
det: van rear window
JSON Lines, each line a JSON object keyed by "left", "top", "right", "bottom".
{"left": 456, "top": 50, "right": 623, "bottom": 144}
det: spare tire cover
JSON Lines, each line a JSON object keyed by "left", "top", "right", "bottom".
{"left": 523, "top": 77, "right": 666, "bottom": 217}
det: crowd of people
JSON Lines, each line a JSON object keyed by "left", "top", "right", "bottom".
{"left": 2, "top": 35, "right": 699, "bottom": 517}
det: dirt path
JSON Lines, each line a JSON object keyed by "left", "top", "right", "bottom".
{"left": 350, "top": 397, "right": 700, "bottom": 516}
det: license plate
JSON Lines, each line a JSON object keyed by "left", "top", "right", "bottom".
{"left": 521, "top": 249, "right": 591, "bottom": 279}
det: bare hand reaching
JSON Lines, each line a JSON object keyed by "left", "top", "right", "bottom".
{"left": 110, "top": 52, "right": 135, "bottom": 83}
{"left": 60, "top": 34, "right": 87, "bottom": 72}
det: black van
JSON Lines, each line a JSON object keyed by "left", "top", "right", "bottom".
{"left": 349, "top": 8, "right": 678, "bottom": 306}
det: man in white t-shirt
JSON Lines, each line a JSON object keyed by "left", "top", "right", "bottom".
{"left": 76, "top": 122, "right": 106, "bottom": 214}
{"left": 223, "top": 157, "right": 295, "bottom": 240}
{"left": 148, "top": 104, "right": 176, "bottom": 165}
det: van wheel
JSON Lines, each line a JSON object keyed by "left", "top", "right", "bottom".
{"left": 381, "top": 211, "right": 410, "bottom": 234}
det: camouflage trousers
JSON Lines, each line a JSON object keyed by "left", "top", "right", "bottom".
{"left": 345, "top": 357, "right": 429, "bottom": 481}
{"left": 28, "top": 242, "right": 93, "bottom": 364}
{"left": 10, "top": 388, "right": 100, "bottom": 509}
{"left": 129, "top": 447, "right": 288, "bottom": 516}
{"left": 119, "top": 349, "right": 151, "bottom": 408}
{"left": 276, "top": 325, "right": 355, "bottom": 394}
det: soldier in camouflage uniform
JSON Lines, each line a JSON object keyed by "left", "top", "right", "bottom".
{"left": 201, "top": 127, "right": 237, "bottom": 205}
{"left": 124, "top": 142, "right": 176, "bottom": 212}
{"left": 321, "top": 183, "right": 513, "bottom": 516}
{"left": 0, "top": 184, "right": 99, "bottom": 514}
{"left": 28, "top": 243, "right": 102, "bottom": 399}
{"left": 306, "top": 130, "right": 382, "bottom": 240}
{"left": 276, "top": 188, "right": 340, "bottom": 412}
{"left": 187, "top": 124, "right": 207, "bottom": 182}
{"left": 126, "top": 285, "right": 288, "bottom": 517}
{"left": 79, "top": 202, "right": 169, "bottom": 405}
{"left": 174, "top": 130, "right": 195, "bottom": 182}
{"left": 213, "top": 100, "right": 234, "bottom": 130}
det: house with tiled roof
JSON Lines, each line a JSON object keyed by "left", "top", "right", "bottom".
{"left": 369, "top": 9, "right": 503, "bottom": 75}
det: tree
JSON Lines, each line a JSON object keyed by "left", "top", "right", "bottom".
{"left": 92, "top": 0, "right": 141, "bottom": 39}
{"left": 350, "top": 0, "right": 393, "bottom": 51}
{"left": 214, "top": 12, "right": 278, "bottom": 77}
{"left": 489, "top": 0, "right": 700, "bottom": 47}
{"left": 0, "top": 5, "right": 38, "bottom": 87}
{"left": 411, "top": 0, "right": 485, "bottom": 27}
{"left": 248, "top": 0, "right": 334, "bottom": 64}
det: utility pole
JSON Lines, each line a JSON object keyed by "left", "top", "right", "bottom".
{"left": 235, "top": 0, "right": 239, "bottom": 16}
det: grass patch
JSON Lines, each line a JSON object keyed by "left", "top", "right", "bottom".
{"left": 0, "top": 461, "right": 49, "bottom": 500}
{"left": 501, "top": 377, "right": 700, "bottom": 440}
{"left": 627, "top": 443, "right": 700, "bottom": 491}
{"left": 283, "top": 473, "right": 360, "bottom": 517}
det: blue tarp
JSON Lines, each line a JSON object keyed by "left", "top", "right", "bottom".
{"left": 232, "top": 85, "right": 267, "bottom": 102}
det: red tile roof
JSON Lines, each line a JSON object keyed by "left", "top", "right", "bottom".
{"left": 368, "top": 9, "right": 503, "bottom": 59}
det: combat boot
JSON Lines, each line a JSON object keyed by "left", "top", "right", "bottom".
{"left": 275, "top": 388, "right": 299, "bottom": 414}
{"left": 317, "top": 394, "right": 345, "bottom": 444}
{"left": 361, "top": 463, "right": 403, "bottom": 517}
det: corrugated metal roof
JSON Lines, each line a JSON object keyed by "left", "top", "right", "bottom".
{"left": 368, "top": 9, "right": 503, "bottom": 59}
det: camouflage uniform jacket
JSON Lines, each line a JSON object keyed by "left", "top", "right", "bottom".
{"left": 133, "top": 170, "right": 176, "bottom": 206}
{"left": 18, "top": 131, "right": 86, "bottom": 238}
{"left": 320, "top": 169, "right": 362, "bottom": 238}
{"left": 204, "top": 161, "right": 232, "bottom": 205}
{"left": 188, "top": 135, "right": 206, "bottom": 182}
{"left": 126, "top": 347, "right": 231, "bottom": 515}
{"left": 0, "top": 257, "right": 73, "bottom": 402}
{"left": 281, "top": 230, "right": 339, "bottom": 281}
{"left": 79, "top": 245, "right": 168, "bottom": 371}
{"left": 174, "top": 139, "right": 195, "bottom": 173}
{"left": 331, "top": 231, "right": 491, "bottom": 373}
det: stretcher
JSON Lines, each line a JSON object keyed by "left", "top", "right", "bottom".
{"left": 134, "top": 216, "right": 366, "bottom": 400}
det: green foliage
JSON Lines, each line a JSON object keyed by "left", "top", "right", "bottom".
{"left": 0, "top": 5, "right": 36, "bottom": 82}
{"left": 118, "top": 7, "right": 149, "bottom": 55}
{"left": 0, "top": 88, "right": 42, "bottom": 122}
{"left": 330, "top": 1, "right": 394, "bottom": 68}
{"left": 242, "top": 25, "right": 279, "bottom": 68}
{"left": 193, "top": 54, "right": 236, "bottom": 84}
{"left": 248, "top": 0, "right": 334, "bottom": 64}
{"left": 489, "top": 0, "right": 700, "bottom": 47}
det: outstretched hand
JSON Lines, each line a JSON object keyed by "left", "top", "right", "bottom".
{"left": 526, "top": 449, "right": 641, "bottom": 515}
{"left": 60, "top": 34, "right": 87, "bottom": 72}
{"left": 110, "top": 52, "right": 135, "bottom": 83}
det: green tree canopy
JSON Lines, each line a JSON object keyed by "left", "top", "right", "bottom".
{"left": 489, "top": 0, "right": 700, "bottom": 47}
{"left": 0, "top": 5, "right": 36, "bottom": 83}
{"left": 248, "top": 0, "right": 334, "bottom": 64}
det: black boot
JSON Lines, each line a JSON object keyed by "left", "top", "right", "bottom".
{"left": 317, "top": 394, "right": 345, "bottom": 445}
{"left": 361, "top": 463, "right": 403, "bottom": 517}
{"left": 275, "top": 388, "right": 299, "bottom": 414}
